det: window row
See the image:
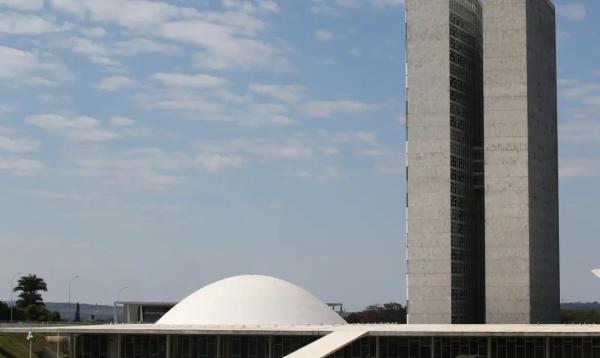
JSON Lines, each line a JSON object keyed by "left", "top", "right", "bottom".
{"left": 450, "top": 0, "right": 482, "bottom": 26}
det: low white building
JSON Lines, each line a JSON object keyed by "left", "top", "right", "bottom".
{"left": 2, "top": 275, "right": 600, "bottom": 358}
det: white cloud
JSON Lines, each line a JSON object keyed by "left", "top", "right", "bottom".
{"left": 113, "top": 38, "right": 180, "bottom": 56}
{"left": 373, "top": 0, "right": 404, "bottom": 6}
{"left": 80, "top": 26, "right": 106, "bottom": 37}
{"left": 23, "top": 189, "right": 104, "bottom": 201}
{"left": 221, "top": 0, "right": 279, "bottom": 14}
{"left": 65, "top": 37, "right": 118, "bottom": 67}
{"left": 0, "top": 12, "right": 71, "bottom": 34}
{"left": 348, "top": 48, "right": 361, "bottom": 56}
{"left": 249, "top": 84, "right": 305, "bottom": 102}
{"left": 163, "top": 19, "right": 291, "bottom": 71}
{"left": 305, "top": 100, "right": 378, "bottom": 119}
{"left": 36, "top": 93, "right": 71, "bottom": 104}
{"left": 562, "top": 83, "right": 600, "bottom": 100}
{"left": 0, "top": 46, "right": 41, "bottom": 79}
{"left": 196, "top": 152, "right": 242, "bottom": 173}
{"left": 151, "top": 73, "right": 228, "bottom": 88}
{"left": 0, "top": 157, "right": 43, "bottom": 175}
{"left": 67, "top": 147, "right": 242, "bottom": 191}
{"left": 288, "top": 166, "right": 340, "bottom": 182}
{"left": 310, "top": 0, "right": 360, "bottom": 13}
{"left": 0, "top": 104, "right": 12, "bottom": 116}
{"left": 317, "top": 130, "right": 378, "bottom": 145}
{"left": 109, "top": 116, "right": 134, "bottom": 127}
{"left": 0, "top": 0, "right": 44, "bottom": 11}
{"left": 49, "top": 0, "right": 197, "bottom": 29}
{"left": 0, "top": 46, "right": 70, "bottom": 86}
{"left": 560, "top": 158, "right": 600, "bottom": 179}
{"left": 198, "top": 130, "right": 381, "bottom": 164}
{"left": 95, "top": 76, "right": 138, "bottom": 91}
{"left": 310, "top": 0, "right": 403, "bottom": 14}
{"left": 557, "top": 30, "right": 570, "bottom": 42}
{"left": 314, "top": 30, "right": 334, "bottom": 42}
{"left": 25, "top": 114, "right": 119, "bottom": 142}
{"left": 375, "top": 161, "right": 404, "bottom": 175}
{"left": 134, "top": 88, "right": 297, "bottom": 126}
{"left": 50, "top": 0, "right": 289, "bottom": 72}
{"left": 0, "top": 135, "right": 39, "bottom": 152}
{"left": 559, "top": 75, "right": 600, "bottom": 127}
{"left": 557, "top": 4, "right": 586, "bottom": 21}
{"left": 357, "top": 148, "right": 386, "bottom": 156}
{"left": 197, "top": 137, "right": 321, "bottom": 162}
{"left": 560, "top": 121, "right": 600, "bottom": 145}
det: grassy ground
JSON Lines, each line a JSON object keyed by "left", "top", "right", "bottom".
{"left": 0, "top": 335, "right": 39, "bottom": 358}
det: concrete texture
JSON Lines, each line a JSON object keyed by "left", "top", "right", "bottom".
{"left": 405, "top": 0, "right": 453, "bottom": 324}
{"left": 406, "top": 0, "right": 485, "bottom": 324}
{"left": 483, "top": 0, "right": 559, "bottom": 323}
{"left": 407, "top": 0, "right": 559, "bottom": 324}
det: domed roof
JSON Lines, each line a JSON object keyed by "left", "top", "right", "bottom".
{"left": 156, "top": 275, "right": 346, "bottom": 326}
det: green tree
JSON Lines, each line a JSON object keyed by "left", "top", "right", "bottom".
{"left": 49, "top": 310, "right": 61, "bottom": 322}
{"left": 14, "top": 274, "right": 47, "bottom": 309}
{"left": 24, "top": 304, "right": 48, "bottom": 321}
{"left": 0, "top": 301, "right": 9, "bottom": 320}
{"left": 74, "top": 302, "right": 81, "bottom": 322}
{"left": 345, "top": 302, "right": 407, "bottom": 324}
{"left": 561, "top": 309, "right": 600, "bottom": 324}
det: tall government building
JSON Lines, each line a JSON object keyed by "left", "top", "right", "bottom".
{"left": 405, "top": 0, "right": 559, "bottom": 324}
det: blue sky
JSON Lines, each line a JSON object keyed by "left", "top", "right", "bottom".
{"left": 0, "top": 0, "right": 598, "bottom": 310}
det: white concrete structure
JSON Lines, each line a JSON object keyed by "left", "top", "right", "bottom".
{"left": 1, "top": 275, "right": 600, "bottom": 358}
{"left": 157, "top": 275, "right": 345, "bottom": 326}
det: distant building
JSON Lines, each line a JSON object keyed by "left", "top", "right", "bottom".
{"left": 114, "top": 301, "right": 176, "bottom": 324}
{"left": 405, "top": 0, "right": 559, "bottom": 324}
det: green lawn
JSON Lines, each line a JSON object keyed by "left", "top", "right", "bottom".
{"left": 0, "top": 335, "right": 39, "bottom": 358}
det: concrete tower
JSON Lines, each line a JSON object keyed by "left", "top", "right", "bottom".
{"left": 483, "top": 0, "right": 560, "bottom": 323}
{"left": 405, "top": 0, "right": 559, "bottom": 324}
{"left": 405, "top": 0, "right": 485, "bottom": 324}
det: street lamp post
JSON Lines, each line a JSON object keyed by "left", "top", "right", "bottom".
{"left": 10, "top": 272, "right": 22, "bottom": 323}
{"left": 114, "top": 286, "right": 128, "bottom": 324}
{"left": 68, "top": 275, "right": 80, "bottom": 321}
{"left": 592, "top": 269, "right": 600, "bottom": 279}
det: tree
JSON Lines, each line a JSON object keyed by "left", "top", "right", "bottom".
{"left": 561, "top": 309, "right": 600, "bottom": 324}
{"left": 0, "top": 301, "right": 9, "bottom": 320}
{"left": 345, "top": 302, "right": 407, "bottom": 324}
{"left": 74, "top": 302, "right": 81, "bottom": 322}
{"left": 11, "top": 274, "right": 60, "bottom": 322}
{"left": 14, "top": 274, "right": 47, "bottom": 309}
{"left": 49, "top": 311, "right": 61, "bottom": 322}
{"left": 24, "top": 304, "right": 48, "bottom": 321}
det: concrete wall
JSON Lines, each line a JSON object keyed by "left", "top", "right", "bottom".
{"left": 405, "top": 0, "right": 452, "bottom": 324}
{"left": 483, "top": 0, "right": 559, "bottom": 323}
{"left": 526, "top": 0, "right": 560, "bottom": 324}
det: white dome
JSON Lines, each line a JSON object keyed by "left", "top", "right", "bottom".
{"left": 156, "top": 275, "right": 346, "bottom": 326}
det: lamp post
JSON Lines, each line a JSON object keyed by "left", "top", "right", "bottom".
{"left": 10, "top": 272, "right": 22, "bottom": 323}
{"left": 114, "top": 286, "right": 128, "bottom": 324}
{"left": 592, "top": 269, "right": 600, "bottom": 279}
{"left": 68, "top": 275, "right": 80, "bottom": 321}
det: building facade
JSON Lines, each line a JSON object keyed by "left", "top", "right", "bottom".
{"left": 114, "top": 301, "right": 176, "bottom": 324}
{"left": 483, "top": 0, "right": 560, "bottom": 324}
{"left": 406, "top": 0, "right": 559, "bottom": 324}
{"left": 4, "top": 325, "right": 600, "bottom": 358}
{"left": 405, "top": 0, "right": 485, "bottom": 324}
{"left": 0, "top": 276, "right": 587, "bottom": 358}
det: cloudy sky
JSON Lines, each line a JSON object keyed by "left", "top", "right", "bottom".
{"left": 0, "top": 0, "right": 598, "bottom": 310}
